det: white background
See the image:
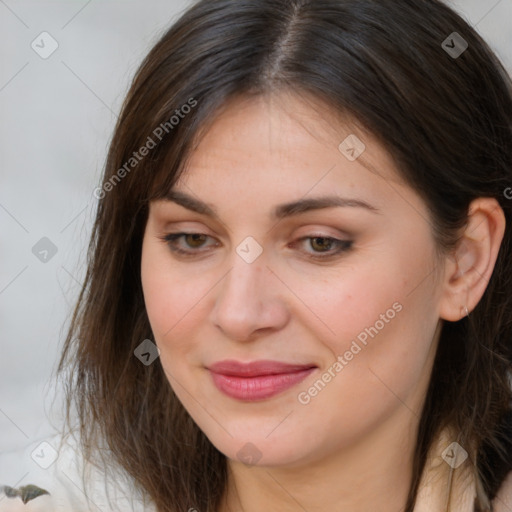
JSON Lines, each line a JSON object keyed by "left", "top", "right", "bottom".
{"left": 1, "top": 0, "right": 511, "bottom": 460}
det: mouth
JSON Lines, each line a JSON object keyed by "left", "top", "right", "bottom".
{"left": 207, "top": 360, "right": 317, "bottom": 401}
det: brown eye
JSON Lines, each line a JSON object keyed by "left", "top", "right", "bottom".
{"left": 309, "top": 237, "right": 335, "bottom": 252}
{"left": 184, "top": 233, "right": 208, "bottom": 248}
{"left": 291, "top": 236, "right": 353, "bottom": 260}
{"left": 161, "top": 232, "right": 218, "bottom": 256}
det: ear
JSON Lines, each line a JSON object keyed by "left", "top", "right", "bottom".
{"left": 439, "top": 197, "right": 506, "bottom": 322}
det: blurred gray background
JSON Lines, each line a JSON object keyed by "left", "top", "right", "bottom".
{"left": 1, "top": 0, "right": 511, "bottom": 457}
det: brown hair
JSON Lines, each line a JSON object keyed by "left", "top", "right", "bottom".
{"left": 57, "top": 0, "right": 512, "bottom": 510}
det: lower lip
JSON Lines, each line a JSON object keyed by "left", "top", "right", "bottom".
{"left": 209, "top": 368, "right": 316, "bottom": 401}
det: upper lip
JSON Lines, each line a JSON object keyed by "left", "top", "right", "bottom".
{"left": 208, "top": 360, "right": 317, "bottom": 377}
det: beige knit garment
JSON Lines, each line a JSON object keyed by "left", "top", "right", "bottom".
{"left": 414, "top": 426, "right": 490, "bottom": 512}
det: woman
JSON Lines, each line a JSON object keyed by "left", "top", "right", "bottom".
{"left": 50, "top": 0, "right": 512, "bottom": 511}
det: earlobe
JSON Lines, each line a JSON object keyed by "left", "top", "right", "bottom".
{"left": 438, "top": 198, "right": 506, "bottom": 322}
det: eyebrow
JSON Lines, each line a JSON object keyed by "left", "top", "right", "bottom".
{"left": 163, "top": 190, "right": 381, "bottom": 220}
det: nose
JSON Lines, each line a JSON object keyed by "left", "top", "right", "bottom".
{"left": 209, "top": 256, "right": 289, "bottom": 342}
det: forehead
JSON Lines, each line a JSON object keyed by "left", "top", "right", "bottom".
{"left": 185, "top": 92, "right": 379, "bottom": 165}
{"left": 174, "top": 92, "right": 407, "bottom": 205}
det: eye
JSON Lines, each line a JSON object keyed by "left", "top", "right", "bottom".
{"left": 292, "top": 236, "right": 353, "bottom": 259}
{"left": 310, "top": 237, "right": 336, "bottom": 252}
{"left": 160, "top": 232, "right": 218, "bottom": 256}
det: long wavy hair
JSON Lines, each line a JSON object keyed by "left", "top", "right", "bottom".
{"left": 57, "top": 0, "right": 512, "bottom": 510}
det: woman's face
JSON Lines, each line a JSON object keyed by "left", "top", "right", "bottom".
{"left": 141, "top": 92, "right": 445, "bottom": 468}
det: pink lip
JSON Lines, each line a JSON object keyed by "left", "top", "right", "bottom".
{"left": 208, "top": 360, "right": 317, "bottom": 401}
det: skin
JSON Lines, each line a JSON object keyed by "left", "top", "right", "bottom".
{"left": 140, "top": 91, "right": 506, "bottom": 512}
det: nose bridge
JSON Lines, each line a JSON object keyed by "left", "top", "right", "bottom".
{"left": 210, "top": 249, "right": 287, "bottom": 340}
{"left": 219, "top": 253, "right": 265, "bottom": 310}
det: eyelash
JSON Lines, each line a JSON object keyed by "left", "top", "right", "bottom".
{"left": 159, "top": 232, "right": 353, "bottom": 260}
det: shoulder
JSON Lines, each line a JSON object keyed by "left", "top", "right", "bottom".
{"left": 0, "top": 432, "right": 156, "bottom": 512}
{"left": 492, "top": 471, "right": 512, "bottom": 512}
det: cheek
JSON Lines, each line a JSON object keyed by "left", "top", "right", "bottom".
{"left": 141, "top": 257, "right": 212, "bottom": 401}
{"left": 277, "top": 258, "right": 405, "bottom": 352}
{"left": 141, "top": 241, "right": 206, "bottom": 354}
{"left": 287, "top": 247, "right": 438, "bottom": 403}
